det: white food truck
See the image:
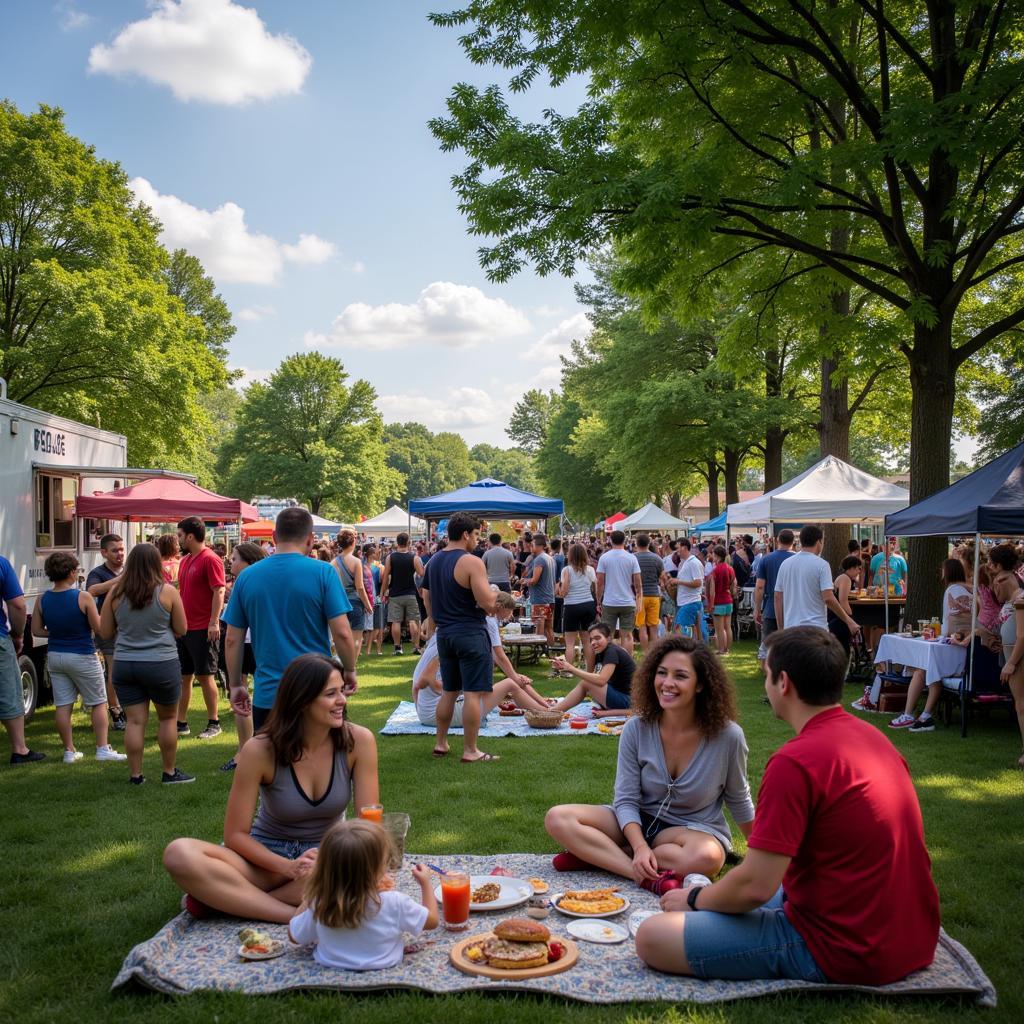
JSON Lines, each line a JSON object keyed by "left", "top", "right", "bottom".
{"left": 0, "top": 380, "right": 189, "bottom": 717}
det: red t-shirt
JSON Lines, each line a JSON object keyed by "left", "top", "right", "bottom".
{"left": 709, "top": 563, "right": 735, "bottom": 607}
{"left": 748, "top": 706, "right": 939, "bottom": 984}
{"left": 178, "top": 546, "right": 226, "bottom": 631}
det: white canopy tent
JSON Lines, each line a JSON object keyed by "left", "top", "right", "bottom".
{"left": 725, "top": 456, "right": 909, "bottom": 527}
{"left": 310, "top": 514, "right": 351, "bottom": 534}
{"left": 617, "top": 502, "right": 691, "bottom": 533}
{"left": 358, "top": 504, "right": 426, "bottom": 536}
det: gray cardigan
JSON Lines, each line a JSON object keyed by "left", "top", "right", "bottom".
{"left": 612, "top": 716, "right": 755, "bottom": 851}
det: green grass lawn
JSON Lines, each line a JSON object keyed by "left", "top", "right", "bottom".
{"left": 2, "top": 639, "right": 1022, "bottom": 1023}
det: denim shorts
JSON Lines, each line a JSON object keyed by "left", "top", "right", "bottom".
{"left": 250, "top": 831, "right": 320, "bottom": 860}
{"left": 346, "top": 605, "right": 367, "bottom": 631}
{"left": 684, "top": 887, "right": 827, "bottom": 982}
{"left": 675, "top": 602, "right": 707, "bottom": 640}
{"left": 601, "top": 684, "right": 631, "bottom": 711}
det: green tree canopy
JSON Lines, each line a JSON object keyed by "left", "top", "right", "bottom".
{"left": 219, "top": 353, "right": 395, "bottom": 518}
{"left": 382, "top": 422, "right": 474, "bottom": 504}
{"left": 163, "top": 248, "right": 235, "bottom": 363}
{"left": 0, "top": 101, "right": 229, "bottom": 469}
{"left": 469, "top": 443, "right": 538, "bottom": 492}
{"left": 507, "top": 388, "right": 556, "bottom": 454}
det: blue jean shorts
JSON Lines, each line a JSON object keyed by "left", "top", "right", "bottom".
{"left": 683, "top": 887, "right": 826, "bottom": 982}
{"left": 675, "top": 602, "right": 707, "bottom": 640}
{"left": 601, "top": 684, "right": 631, "bottom": 711}
{"left": 250, "top": 831, "right": 320, "bottom": 860}
{"left": 346, "top": 605, "right": 367, "bottom": 631}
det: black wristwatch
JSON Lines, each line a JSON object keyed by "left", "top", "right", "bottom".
{"left": 687, "top": 885, "right": 706, "bottom": 911}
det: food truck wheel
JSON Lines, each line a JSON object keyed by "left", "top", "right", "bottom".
{"left": 19, "top": 656, "right": 38, "bottom": 721}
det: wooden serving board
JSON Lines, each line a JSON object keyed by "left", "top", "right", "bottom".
{"left": 449, "top": 931, "right": 579, "bottom": 980}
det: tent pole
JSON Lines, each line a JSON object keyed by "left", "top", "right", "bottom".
{"left": 965, "top": 532, "right": 981, "bottom": 739}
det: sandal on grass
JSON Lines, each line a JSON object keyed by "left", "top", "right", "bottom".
{"left": 461, "top": 752, "right": 500, "bottom": 764}
{"left": 431, "top": 748, "right": 449, "bottom": 758}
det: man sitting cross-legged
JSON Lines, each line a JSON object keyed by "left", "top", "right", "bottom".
{"left": 635, "top": 625, "right": 940, "bottom": 985}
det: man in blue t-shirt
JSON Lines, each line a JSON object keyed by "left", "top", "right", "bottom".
{"left": 754, "top": 530, "right": 795, "bottom": 667}
{"left": 1, "top": 555, "right": 45, "bottom": 764}
{"left": 224, "top": 507, "right": 355, "bottom": 731}
{"left": 870, "top": 539, "right": 908, "bottom": 595}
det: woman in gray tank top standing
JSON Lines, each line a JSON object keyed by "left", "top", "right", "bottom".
{"left": 164, "top": 653, "right": 380, "bottom": 923}
{"left": 99, "top": 544, "right": 190, "bottom": 785}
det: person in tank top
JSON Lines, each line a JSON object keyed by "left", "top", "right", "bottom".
{"left": 164, "top": 653, "right": 381, "bottom": 922}
{"left": 380, "top": 533, "right": 426, "bottom": 654}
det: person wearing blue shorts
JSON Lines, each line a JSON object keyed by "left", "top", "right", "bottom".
{"left": 671, "top": 539, "right": 707, "bottom": 642}
{"left": 550, "top": 623, "right": 635, "bottom": 714}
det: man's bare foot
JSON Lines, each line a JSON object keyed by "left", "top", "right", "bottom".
{"left": 432, "top": 745, "right": 449, "bottom": 758}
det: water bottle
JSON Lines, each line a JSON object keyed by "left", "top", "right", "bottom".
{"left": 682, "top": 873, "right": 712, "bottom": 888}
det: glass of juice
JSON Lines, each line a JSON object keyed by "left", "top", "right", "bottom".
{"left": 359, "top": 804, "right": 383, "bottom": 823}
{"left": 441, "top": 872, "right": 471, "bottom": 930}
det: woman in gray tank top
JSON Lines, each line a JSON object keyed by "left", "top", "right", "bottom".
{"left": 100, "top": 544, "right": 189, "bottom": 785}
{"left": 164, "top": 653, "right": 381, "bottom": 923}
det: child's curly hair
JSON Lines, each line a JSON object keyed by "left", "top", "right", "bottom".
{"left": 631, "top": 635, "right": 737, "bottom": 737}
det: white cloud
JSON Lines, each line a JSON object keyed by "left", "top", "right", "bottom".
{"left": 88, "top": 0, "right": 312, "bottom": 105}
{"left": 524, "top": 312, "right": 592, "bottom": 364}
{"left": 130, "top": 177, "right": 334, "bottom": 285}
{"left": 281, "top": 234, "right": 337, "bottom": 265}
{"left": 55, "top": 1, "right": 91, "bottom": 31}
{"left": 350, "top": 261, "right": 366, "bottom": 274}
{"left": 378, "top": 387, "right": 505, "bottom": 432}
{"left": 308, "top": 281, "right": 531, "bottom": 351}
{"left": 232, "top": 365, "right": 273, "bottom": 390}
{"left": 237, "top": 305, "right": 277, "bottom": 322}
{"left": 532, "top": 304, "right": 566, "bottom": 318}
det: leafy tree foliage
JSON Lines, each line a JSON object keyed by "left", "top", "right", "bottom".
{"left": 0, "top": 102, "right": 228, "bottom": 468}
{"left": 163, "top": 249, "right": 235, "bottom": 362}
{"left": 469, "top": 443, "right": 538, "bottom": 491}
{"left": 507, "top": 388, "right": 556, "bottom": 453}
{"left": 382, "top": 422, "right": 474, "bottom": 504}
{"left": 219, "top": 353, "right": 395, "bottom": 518}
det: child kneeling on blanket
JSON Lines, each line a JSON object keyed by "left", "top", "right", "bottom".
{"left": 289, "top": 819, "right": 438, "bottom": 969}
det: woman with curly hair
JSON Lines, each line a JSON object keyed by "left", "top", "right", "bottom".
{"left": 545, "top": 636, "right": 754, "bottom": 896}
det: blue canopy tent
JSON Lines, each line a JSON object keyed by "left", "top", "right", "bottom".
{"left": 884, "top": 439, "right": 1024, "bottom": 736}
{"left": 691, "top": 511, "right": 727, "bottom": 535}
{"left": 409, "top": 478, "right": 564, "bottom": 526}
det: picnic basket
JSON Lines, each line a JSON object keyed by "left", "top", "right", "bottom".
{"left": 523, "top": 708, "right": 564, "bottom": 729}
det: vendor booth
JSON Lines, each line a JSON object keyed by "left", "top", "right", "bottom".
{"left": 617, "top": 502, "right": 690, "bottom": 534}
{"left": 358, "top": 505, "right": 427, "bottom": 537}
{"left": 76, "top": 477, "right": 259, "bottom": 524}
{"left": 884, "top": 439, "right": 1024, "bottom": 736}
{"left": 410, "top": 478, "right": 563, "bottom": 534}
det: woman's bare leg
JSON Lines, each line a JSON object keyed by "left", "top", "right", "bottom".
{"left": 544, "top": 804, "right": 634, "bottom": 878}
{"left": 54, "top": 704, "right": 75, "bottom": 752}
{"left": 124, "top": 702, "right": 149, "bottom": 778}
{"left": 650, "top": 827, "right": 726, "bottom": 879}
{"left": 901, "top": 669, "right": 926, "bottom": 716}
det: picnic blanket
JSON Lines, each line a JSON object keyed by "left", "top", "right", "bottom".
{"left": 113, "top": 853, "right": 996, "bottom": 1006}
{"left": 380, "top": 701, "right": 619, "bottom": 738}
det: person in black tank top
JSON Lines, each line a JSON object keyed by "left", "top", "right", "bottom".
{"left": 380, "top": 534, "right": 425, "bottom": 655}
{"left": 420, "top": 513, "right": 500, "bottom": 764}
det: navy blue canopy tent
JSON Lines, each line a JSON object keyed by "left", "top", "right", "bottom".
{"left": 884, "top": 439, "right": 1024, "bottom": 537}
{"left": 883, "top": 440, "right": 1024, "bottom": 737}
{"left": 409, "top": 478, "right": 564, "bottom": 521}
{"left": 691, "top": 511, "right": 726, "bottom": 535}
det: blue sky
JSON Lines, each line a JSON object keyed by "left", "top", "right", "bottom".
{"left": 3, "top": 0, "right": 593, "bottom": 446}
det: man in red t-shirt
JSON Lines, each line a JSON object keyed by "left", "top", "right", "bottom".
{"left": 175, "top": 516, "right": 226, "bottom": 740}
{"left": 636, "top": 625, "right": 939, "bottom": 984}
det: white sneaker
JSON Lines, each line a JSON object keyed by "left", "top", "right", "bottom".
{"left": 96, "top": 745, "right": 128, "bottom": 762}
{"left": 62, "top": 750, "right": 84, "bottom": 764}
{"left": 888, "top": 713, "right": 916, "bottom": 729}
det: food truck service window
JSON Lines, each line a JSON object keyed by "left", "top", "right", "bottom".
{"left": 35, "top": 473, "right": 78, "bottom": 549}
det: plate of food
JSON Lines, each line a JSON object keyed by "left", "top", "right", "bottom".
{"left": 434, "top": 875, "right": 533, "bottom": 911}
{"left": 237, "top": 927, "right": 285, "bottom": 960}
{"left": 451, "top": 918, "right": 578, "bottom": 978}
{"left": 566, "top": 918, "right": 629, "bottom": 944}
{"left": 552, "top": 887, "right": 630, "bottom": 918}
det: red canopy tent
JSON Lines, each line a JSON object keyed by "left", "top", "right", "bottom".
{"left": 605, "top": 512, "right": 627, "bottom": 526}
{"left": 75, "top": 477, "right": 259, "bottom": 523}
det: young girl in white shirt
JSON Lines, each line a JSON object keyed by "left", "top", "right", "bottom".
{"left": 289, "top": 819, "right": 438, "bottom": 970}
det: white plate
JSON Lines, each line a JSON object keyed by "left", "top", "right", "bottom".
{"left": 566, "top": 919, "right": 629, "bottom": 944}
{"left": 552, "top": 892, "right": 630, "bottom": 918}
{"left": 238, "top": 939, "right": 285, "bottom": 960}
{"left": 628, "top": 910, "right": 660, "bottom": 936}
{"left": 433, "top": 875, "right": 533, "bottom": 912}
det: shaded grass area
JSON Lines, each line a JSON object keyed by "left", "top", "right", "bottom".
{"left": 2, "top": 640, "right": 1022, "bottom": 1023}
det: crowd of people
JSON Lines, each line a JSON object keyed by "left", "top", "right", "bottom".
{"left": 4, "top": 506, "right": 1023, "bottom": 987}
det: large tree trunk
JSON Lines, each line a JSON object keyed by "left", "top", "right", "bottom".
{"left": 763, "top": 344, "right": 785, "bottom": 490}
{"left": 904, "top": 326, "right": 956, "bottom": 625}
{"left": 706, "top": 461, "right": 720, "bottom": 518}
{"left": 819, "top": 347, "right": 852, "bottom": 571}
{"left": 723, "top": 449, "right": 742, "bottom": 506}
{"left": 668, "top": 490, "right": 681, "bottom": 518}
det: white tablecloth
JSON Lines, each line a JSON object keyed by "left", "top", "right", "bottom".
{"left": 874, "top": 634, "right": 967, "bottom": 686}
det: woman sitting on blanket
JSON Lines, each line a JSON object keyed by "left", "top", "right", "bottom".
{"left": 545, "top": 635, "right": 755, "bottom": 896}
{"left": 413, "top": 590, "right": 552, "bottom": 730}
{"left": 163, "top": 654, "right": 379, "bottom": 924}
{"left": 548, "top": 622, "right": 636, "bottom": 717}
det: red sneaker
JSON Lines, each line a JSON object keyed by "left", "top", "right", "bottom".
{"left": 639, "top": 871, "right": 681, "bottom": 897}
{"left": 181, "top": 893, "right": 219, "bottom": 919}
{"left": 552, "top": 851, "right": 597, "bottom": 872}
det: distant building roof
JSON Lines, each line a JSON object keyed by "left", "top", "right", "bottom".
{"left": 681, "top": 490, "right": 762, "bottom": 508}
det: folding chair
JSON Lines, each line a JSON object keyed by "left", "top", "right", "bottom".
{"left": 940, "top": 638, "right": 1013, "bottom": 737}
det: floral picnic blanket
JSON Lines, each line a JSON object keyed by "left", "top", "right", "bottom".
{"left": 112, "top": 853, "right": 996, "bottom": 1006}
{"left": 380, "top": 701, "right": 620, "bottom": 738}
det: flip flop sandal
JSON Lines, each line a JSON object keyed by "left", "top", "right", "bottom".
{"left": 461, "top": 753, "right": 500, "bottom": 763}
{"left": 432, "top": 748, "right": 449, "bottom": 758}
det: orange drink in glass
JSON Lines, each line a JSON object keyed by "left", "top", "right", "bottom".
{"left": 359, "top": 804, "right": 383, "bottom": 823}
{"left": 441, "top": 872, "right": 471, "bottom": 930}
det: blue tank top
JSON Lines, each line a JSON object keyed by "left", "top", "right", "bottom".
{"left": 425, "top": 548, "right": 487, "bottom": 636}
{"left": 40, "top": 589, "right": 95, "bottom": 655}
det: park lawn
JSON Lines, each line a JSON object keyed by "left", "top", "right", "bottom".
{"left": 1, "top": 639, "right": 1022, "bottom": 1024}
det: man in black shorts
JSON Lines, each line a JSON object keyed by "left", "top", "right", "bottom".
{"left": 86, "top": 534, "right": 127, "bottom": 730}
{"left": 420, "top": 512, "right": 499, "bottom": 763}
{"left": 380, "top": 532, "right": 425, "bottom": 655}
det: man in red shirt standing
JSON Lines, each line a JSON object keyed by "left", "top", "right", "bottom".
{"left": 636, "top": 625, "right": 939, "bottom": 984}
{"left": 175, "top": 516, "right": 226, "bottom": 740}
